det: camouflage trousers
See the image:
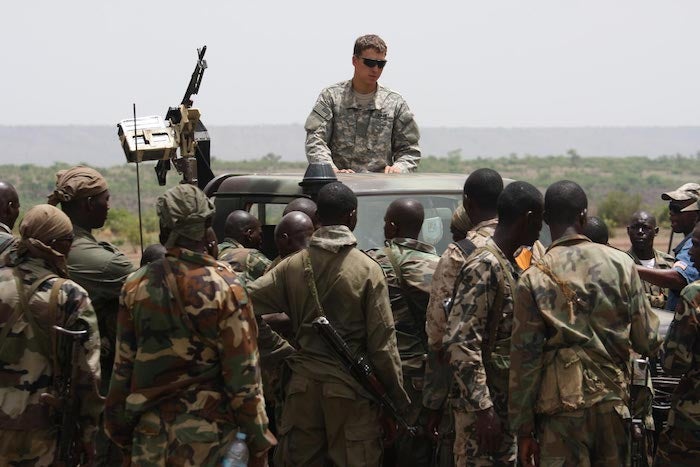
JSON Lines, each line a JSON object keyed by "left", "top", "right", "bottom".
{"left": 126, "top": 409, "right": 237, "bottom": 467}
{"left": 537, "top": 400, "right": 630, "bottom": 467}
{"left": 653, "top": 425, "right": 700, "bottom": 466}
{"left": 0, "top": 428, "right": 55, "bottom": 466}
{"left": 274, "top": 373, "right": 382, "bottom": 467}
{"left": 453, "top": 408, "right": 516, "bottom": 467}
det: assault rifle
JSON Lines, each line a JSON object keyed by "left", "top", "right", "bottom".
{"left": 311, "top": 316, "right": 418, "bottom": 436}
{"left": 40, "top": 325, "right": 89, "bottom": 467}
{"left": 630, "top": 357, "right": 651, "bottom": 467}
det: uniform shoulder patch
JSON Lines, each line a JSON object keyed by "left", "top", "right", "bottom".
{"left": 312, "top": 101, "right": 332, "bottom": 121}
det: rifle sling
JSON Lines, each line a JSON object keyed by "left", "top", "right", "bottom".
{"left": 0, "top": 270, "right": 59, "bottom": 359}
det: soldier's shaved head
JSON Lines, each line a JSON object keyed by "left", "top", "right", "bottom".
{"left": 140, "top": 243, "right": 167, "bottom": 267}
{"left": 275, "top": 211, "right": 314, "bottom": 258}
{"left": 497, "top": 182, "right": 544, "bottom": 228}
{"left": 463, "top": 169, "right": 503, "bottom": 212}
{"left": 629, "top": 210, "right": 657, "bottom": 228}
{"left": 384, "top": 198, "right": 424, "bottom": 240}
{"left": 316, "top": 182, "right": 358, "bottom": 229}
{"left": 544, "top": 180, "right": 588, "bottom": 227}
{"left": 224, "top": 210, "right": 263, "bottom": 248}
{"left": 0, "top": 181, "right": 20, "bottom": 230}
{"left": 583, "top": 216, "right": 609, "bottom": 245}
{"left": 284, "top": 198, "right": 319, "bottom": 229}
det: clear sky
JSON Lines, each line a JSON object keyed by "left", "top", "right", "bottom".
{"left": 3, "top": 0, "right": 698, "bottom": 127}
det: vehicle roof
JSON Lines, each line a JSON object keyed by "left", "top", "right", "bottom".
{"left": 214, "top": 172, "right": 476, "bottom": 196}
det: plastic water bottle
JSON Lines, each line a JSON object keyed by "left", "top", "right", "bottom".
{"left": 222, "top": 431, "right": 249, "bottom": 467}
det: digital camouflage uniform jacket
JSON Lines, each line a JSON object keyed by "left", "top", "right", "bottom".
{"left": 444, "top": 238, "right": 518, "bottom": 414}
{"left": 305, "top": 80, "right": 421, "bottom": 173}
{"left": 218, "top": 238, "right": 271, "bottom": 285}
{"left": 0, "top": 257, "right": 102, "bottom": 444}
{"left": 662, "top": 280, "right": 700, "bottom": 430}
{"left": 509, "top": 234, "right": 661, "bottom": 436}
{"left": 423, "top": 218, "right": 498, "bottom": 410}
{"left": 105, "top": 248, "right": 273, "bottom": 460}
{"left": 67, "top": 225, "right": 134, "bottom": 393}
{"left": 627, "top": 248, "right": 675, "bottom": 309}
{"left": 248, "top": 225, "right": 409, "bottom": 409}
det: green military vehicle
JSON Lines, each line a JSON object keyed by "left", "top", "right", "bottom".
{"left": 204, "top": 171, "right": 468, "bottom": 259}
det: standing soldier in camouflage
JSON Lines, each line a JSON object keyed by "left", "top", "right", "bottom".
{"left": 305, "top": 34, "right": 421, "bottom": 174}
{"left": 444, "top": 182, "right": 544, "bottom": 467}
{"left": 0, "top": 204, "right": 101, "bottom": 465}
{"left": 366, "top": 198, "right": 440, "bottom": 466}
{"left": 47, "top": 165, "right": 134, "bottom": 464}
{"left": 509, "top": 180, "right": 661, "bottom": 467}
{"left": 423, "top": 168, "right": 503, "bottom": 463}
{"left": 249, "top": 182, "right": 409, "bottom": 466}
{"left": 654, "top": 221, "right": 700, "bottom": 465}
{"left": 0, "top": 181, "right": 20, "bottom": 255}
{"left": 637, "top": 183, "right": 700, "bottom": 311}
{"left": 105, "top": 184, "right": 275, "bottom": 466}
{"left": 218, "top": 209, "right": 271, "bottom": 283}
{"left": 626, "top": 211, "right": 675, "bottom": 309}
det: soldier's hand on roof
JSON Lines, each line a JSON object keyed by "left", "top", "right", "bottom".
{"left": 336, "top": 168, "right": 356, "bottom": 174}
{"left": 384, "top": 164, "right": 402, "bottom": 174}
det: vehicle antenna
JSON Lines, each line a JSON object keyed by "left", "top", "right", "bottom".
{"left": 133, "top": 103, "right": 144, "bottom": 255}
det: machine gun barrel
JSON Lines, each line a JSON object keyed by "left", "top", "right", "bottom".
{"left": 311, "top": 316, "right": 418, "bottom": 436}
{"left": 181, "top": 45, "right": 207, "bottom": 106}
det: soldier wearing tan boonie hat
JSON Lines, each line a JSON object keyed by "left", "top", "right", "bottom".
{"left": 661, "top": 182, "right": 700, "bottom": 212}
{"left": 637, "top": 182, "right": 700, "bottom": 311}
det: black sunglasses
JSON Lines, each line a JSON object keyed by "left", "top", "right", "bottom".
{"left": 357, "top": 56, "right": 387, "bottom": 69}
{"left": 669, "top": 204, "right": 685, "bottom": 214}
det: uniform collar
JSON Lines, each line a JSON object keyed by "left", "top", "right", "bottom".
{"left": 388, "top": 237, "right": 437, "bottom": 255}
{"left": 310, "top": 225, "right": 357, "bottom": 253}
{"left": 73, "top": 224, "right": 95, "bottom": 241}
{"left": 546, "top": 233, "right": 591, "bottom": 252}
{"left": 166, "top": 247, "right": 219, "bottom": 267}
{"left": 472, "top": 217, "right": 498, "bottom": 232}
{"left": 0, "top": 222, "right": 11, "bottom": 235}
{"left": 341, "top": 80, "right": 388, "bottom": 110}
{"left": 221, "top": 237, "right": 245, "bottom": 249}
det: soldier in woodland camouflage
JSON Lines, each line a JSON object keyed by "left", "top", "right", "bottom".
{"left": 626, "top": 211, "right": 675, "bottom": 309}
{"left": 218, "top": 209, "right": 271, "bottom": 284}
{"left": 509, "top": 180, "right": 661, "bottom": 467}
{"left": 105, "top": 184, "right": 275, "bottom": 466}
{"left": 654, "top": 221, "right": 700, "bottom": 465}
{"left": 423, "top": 169, "right": 503, "bottom": 458}
{"left": 0, "top": 204, "right": 101, "bottom": 466}
{"left": 305, "top": 34, "right": 421, "bottom": 174}
{"left": 444, "top": 182, "right": 544, "bottom": 467}
{"left": 249, "top": 182, "right": 409, "bottom": 466}
{"left": 366, "top": 198, "right": 440, "bottom": 466}
{"left": 0, "top": 181, "right": 19, "bottom": 255}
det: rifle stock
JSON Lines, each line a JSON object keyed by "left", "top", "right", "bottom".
{"left": 311, "top": 316, "right": 418, "bottom": 436}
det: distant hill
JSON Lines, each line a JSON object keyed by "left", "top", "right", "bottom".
{"left": 2, "top": 124, "right": 699, "bottom": 167}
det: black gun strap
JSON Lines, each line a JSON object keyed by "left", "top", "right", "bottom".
{"left": 454, "top": 237, "right": 477, "bottom": 258}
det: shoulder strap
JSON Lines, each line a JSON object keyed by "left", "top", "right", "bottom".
{"left": 0, "top": 269, "right": 59, "bottom": 358}
{"left": 0, "top": 235, "right": 14, "bottom": 254}
{"left": 478, "top": 245, "right": 517, "bottom": 358}
{"left": 302, "top": 250, "right": 326, "bottom": 319}
{"left": 162, "top": 258, "right": 219, "bottom": 350}
{"left": 454, "top": 237, "right": 477, "bottom": 258}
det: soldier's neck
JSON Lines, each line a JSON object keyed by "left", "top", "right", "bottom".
{"left": 633, "top": 246, "right": 654, "bottom": 261}
{"left": 492, "top": 228, "right": 518, "bottom": 264}
{"left": 351, "top": 79, "right": 378, "bottom": 95}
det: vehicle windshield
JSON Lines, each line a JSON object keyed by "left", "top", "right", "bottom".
{"left": 355, "top": 194, "right": 462, "bottom": 254}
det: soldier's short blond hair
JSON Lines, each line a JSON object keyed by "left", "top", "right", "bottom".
{"left": 353, "top": 35, "right": 387, "bottom": 56}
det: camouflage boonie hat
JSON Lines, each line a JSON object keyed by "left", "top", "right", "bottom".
{"left": 661, "top": 183, "right": 700, "bottom": 202}
{"left": 661, "top": 183, "right": 700, "bottom": 212}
